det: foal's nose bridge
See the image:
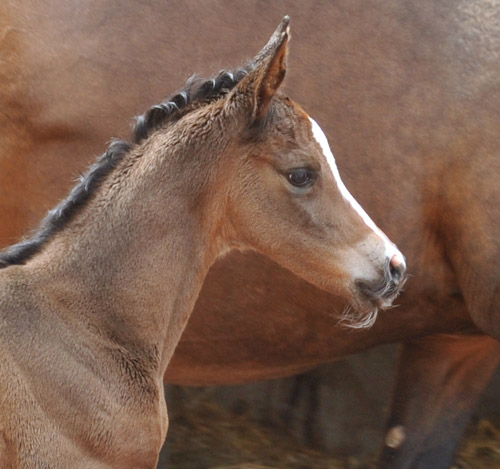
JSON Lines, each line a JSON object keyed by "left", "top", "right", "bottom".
{"left": 389, "top": 253, "right": 406, "bottom": 285}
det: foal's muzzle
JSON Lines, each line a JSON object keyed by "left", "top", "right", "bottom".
{"left": 356, "top": 254, "right": 407, "bottom": 309}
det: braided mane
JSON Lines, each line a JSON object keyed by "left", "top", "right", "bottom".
{"left": 133, "top": 67, "right": 249, "bottom": 143}
{"left": 0, "top": 66, "right": 250, "bottom": 268}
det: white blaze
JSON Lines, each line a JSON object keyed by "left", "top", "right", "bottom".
{"left": 309, "top": 117, "right": 405, "bottom": 267}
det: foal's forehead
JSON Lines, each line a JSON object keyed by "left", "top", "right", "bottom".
{"left": 268, "top": 97, "right": 317, "bottom": 144}
{"left": 255, "top": 98, "right": 331, "bottom": 171}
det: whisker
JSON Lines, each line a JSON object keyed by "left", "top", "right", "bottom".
{"left": 335, "top": 304, "right": 379, "bottom": 329}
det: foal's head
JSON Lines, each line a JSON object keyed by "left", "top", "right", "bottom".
{"left": 200, "top": 18, "right": 406, "bottom": 325}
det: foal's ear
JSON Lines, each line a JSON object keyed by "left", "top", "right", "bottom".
{"left": 234, "top": 16, "right": 290, "bottom": 122}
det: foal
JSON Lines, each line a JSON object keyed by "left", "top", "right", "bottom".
{"left": 0, "top": 18, "right": 405, "bottom": 467}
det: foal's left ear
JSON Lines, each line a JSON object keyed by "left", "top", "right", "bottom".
{"left": 236, "top": 16, "right": 290, "bottom": 122}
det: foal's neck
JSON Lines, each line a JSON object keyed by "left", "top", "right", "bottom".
{"left": 27, "top": 109, "right": 235, "bottom": 376}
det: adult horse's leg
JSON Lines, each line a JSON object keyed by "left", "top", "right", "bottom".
{"left": 379, "top": 333, "right": 500, "bottom": 468}
{"left": 435, "top": 121, "right": 500, "bottom": 340}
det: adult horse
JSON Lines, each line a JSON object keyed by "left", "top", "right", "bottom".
{"left": 1, "top": 1, "right": 499, "bottom": 467}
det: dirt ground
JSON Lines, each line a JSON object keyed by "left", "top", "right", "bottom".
{"left": 160, "top": 398, "right": 500, "bottom": 469}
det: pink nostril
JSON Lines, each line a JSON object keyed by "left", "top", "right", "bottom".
{"left": 390, "top": 253, "right": 404, "bottom": 269}
{"left": 389, "top": 253, "right": 406, "bottom": 283}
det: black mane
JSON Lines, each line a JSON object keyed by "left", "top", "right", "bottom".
{"left": 0, "top": 66, "right": 250, "bottom": 269}
{"left": 133, "top": 67, "right": 249, "bottom": 143}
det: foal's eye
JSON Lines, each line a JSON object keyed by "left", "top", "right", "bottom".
{"left": 285, "top": 168, "right": 317, "bottom": 188}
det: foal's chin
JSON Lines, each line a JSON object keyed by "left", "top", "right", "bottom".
{"left": 338, "top": 284, "right": 403, "bottom": 330}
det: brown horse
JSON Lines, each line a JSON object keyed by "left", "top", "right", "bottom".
{"left": 0, "top": 19, "right": 405, "bottom": 467}
{"left": 1, "top": 1, "right": 499, "bottom": 467}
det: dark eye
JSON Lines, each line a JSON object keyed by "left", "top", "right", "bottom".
{"left": 285, "top": 168, "right": 316, "bottom": 188}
